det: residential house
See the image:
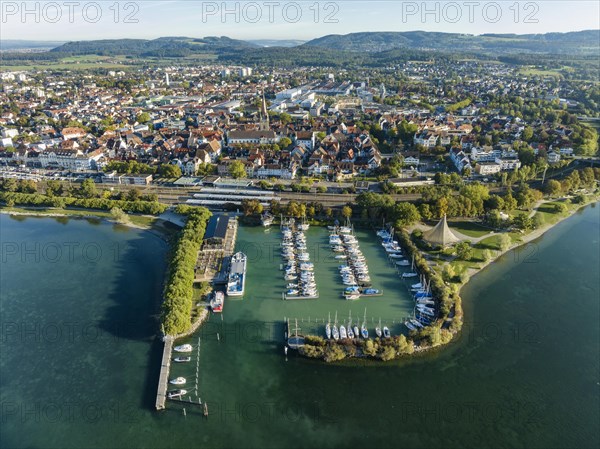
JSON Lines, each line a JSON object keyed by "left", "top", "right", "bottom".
{"left": 475, "top": 161, "right": 502, "bottom": 175}
{"left": 228, "top": 130, "right": 278, "bottom": 145}
{"left": 38, "top": 149, "right": 104, "bottom": 170}
{"left": 414, "top": 131, "right": 438, "bottom": 148}
{"left": 255, "top": 163, "right": 297, "bottom": 179}
{"left": 60, "top": 127, "right": 87, "bottom": 140}
{"left": 547, "top": 151, "right": 561, "bottom": 164}
{"left": 295, "top": 131, "right": 316, "bottom": 151}
{"left": 450, "top": 149, "right": 472, "bottom": 172}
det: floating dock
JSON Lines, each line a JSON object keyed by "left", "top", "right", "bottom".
{"left": 155, "top": 336, "right": 174, "bottom": 410}
{"left": 284, "top": 293, "right": 319, "bottom": 300}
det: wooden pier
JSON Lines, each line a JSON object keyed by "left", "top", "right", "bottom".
{"left": 155, "top": 336, "right": 174, "bottom": 410}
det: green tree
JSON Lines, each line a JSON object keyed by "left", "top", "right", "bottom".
{"left": 1, "top": 178, "right": 18, "bottom": 192}
{"left": 160, "top": 164, "right": 182, "bottom": 178}
{"left": 485, "top": 194, "right": 504, "bottom": 211}
{"left": 79, "top": 179, "right": 97, "bottom": 198}
{"left": 241, "top": 199, "right": 263, "bottom": 216}
{"left": 503, "top": 191, "right": 518, "bottom": 211}
{"left": 459, "top": 183, "right": 490, "bottom": 215}
{"left": 513, "top": 214, "right": 534, "bottom": 231}
{"left": 442, "top": 264, "right": 456, "bottom": 282}
{"left": 279, "top": 113, "right": 292, "bottom": 125}
{"left": 126, "top": 188, "right": 141, "bottom": 202}
{"left": 18, "top": 179, "right": 37, "bottom": 194}
{"left": 341, "top": 205, "right": 352, "bottom": 219}
{"left": 110, "top": 207, "right": 131, "bottom": 224}
{"left": 136, "top": 112, "right": 151, "bottom": 123}
{"left": 521, "top": 126, "right": 534, "bottom": 141}
{"left": 553, "top": 203, "right": 568, "bottom": 214}
{"left": 228, "top": 161, "right": 247, "bottom": 179}
{"left": 544, "top": 179, "right": 562, "bottom": 197}
{"left": 481, "top": 249, "right": 492, "bottom": 262}
{"left": 498, "top": 233, "right": 511, "bottom": 251}
{"left": 279, "top": 137, "right": 292, "bottom": 148}
{"left": 391, "top": 202, "right": 421, "bottom": 227}
{"left": 45, "top": 180, "right": 63, "bottom": 197}
{"left": 455, "top": 242, "right": 473, "bottom": 260}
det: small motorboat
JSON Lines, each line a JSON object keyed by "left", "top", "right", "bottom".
{"left": 210, "top": 291, "right": 224, "bottom": 313}
{"left": 174, "top": 344, "right": 192, "bottom": 352}
{"left": 167, "top": 389, "right": 187, "bottom": 399}
{"left": 169, "top": 377, "right": 186, "bottom": 385}
{"left": 383, "top": 326, "right": 391, "bottom": 338}
{"left": 362, "top": 288, "right": 380, "bottom": 295}
{"left": 173, "top": 356, "right": 191, "bottom": 363}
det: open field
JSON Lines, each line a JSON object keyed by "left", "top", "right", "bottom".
{"left": 518, "top": 67, "right": 563, "bottom": 78}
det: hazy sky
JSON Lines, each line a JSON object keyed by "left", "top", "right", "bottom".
{"left": 1, "top": 1, "right": 599, "bottom": 41}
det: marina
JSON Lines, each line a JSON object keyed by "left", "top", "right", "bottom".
{"left": 329, "top": 221, "right": 378, "bottom": 300}
{"left": 280, "top": 217, "right": 319, "bottom": 300}
{"left": 377, "top": 227, "right": 439, "bottom": 329}
{"left": 3, "top": 209, "right": 599, "bottom": 448}
{"left": 159, "top": 222, "right": 434, "bottom": 412}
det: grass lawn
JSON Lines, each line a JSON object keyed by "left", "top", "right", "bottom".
{"left": 447, "top": 220, "right": 492, "bottom": 238}
{"left": 534, "top": 200, "right": 570, "bottom": 225}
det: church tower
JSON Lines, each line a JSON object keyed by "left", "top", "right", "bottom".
{"left": 259, "top": 90, "right": 270, "bottom": 131}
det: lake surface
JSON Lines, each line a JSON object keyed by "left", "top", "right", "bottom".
{"left": 1, "top": 207, "right": 598, "bottom": 448}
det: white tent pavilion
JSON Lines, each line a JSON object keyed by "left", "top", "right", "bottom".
{"left": 422, "top": 215, "right": 461, "bottom": 246}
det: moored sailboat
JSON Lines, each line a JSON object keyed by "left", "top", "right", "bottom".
{"left": 375, "top": 318, "right": 382, "bottom": 338}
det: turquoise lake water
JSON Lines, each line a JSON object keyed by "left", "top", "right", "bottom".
{"left": 1, "top": 206, "right": 598, "bottom": 448}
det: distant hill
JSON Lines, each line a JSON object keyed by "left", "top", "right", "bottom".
{"left": 1, "top": 40, "right": 65, "bottom": 51}
{"left": 51, "top": 36, "right": 257, "bottom": 57}
{"left": 248, "top": 39, "right": 307, "bottom": 48}
{"left": 303, "top": 30, "right": 600, "bottom": 55}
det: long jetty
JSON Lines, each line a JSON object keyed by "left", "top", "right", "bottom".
{"left": 155, "top": 336, "right": 174, "bottom": 410}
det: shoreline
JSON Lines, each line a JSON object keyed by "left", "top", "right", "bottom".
{"left": 4, "top": 199, "right": 598, "bottom": 362}
{"left": 458, "top": 199, "right": 599, "bottom": 295}
{"left": 0, "top": 206, "right": 158, "bottom": 232}
{"left": 293, "top": 198, "right": 599, "bottom": 362}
